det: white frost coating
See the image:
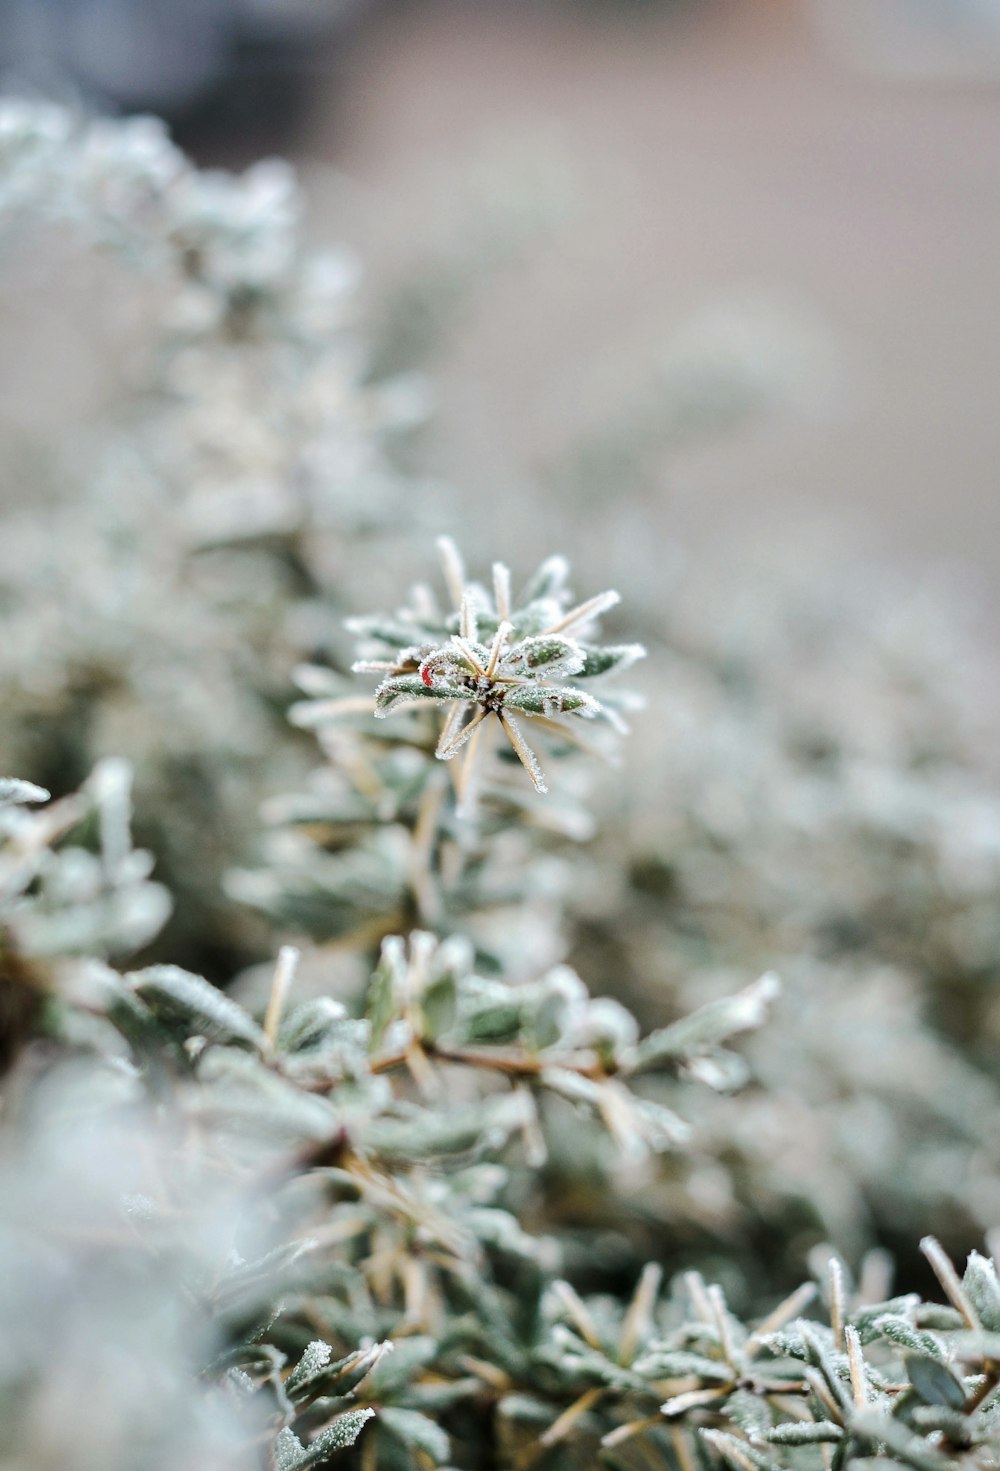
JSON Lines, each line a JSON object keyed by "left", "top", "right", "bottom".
{"left": 0, "top": 778, "right": 50, "bottom": 806}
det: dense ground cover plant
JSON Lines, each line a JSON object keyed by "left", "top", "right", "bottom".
{"left": 3, "top": 562, "right": 1000, "bottom": 1470}
{"left": 1, "top": 98, "right": 1000, "bottom": 1471}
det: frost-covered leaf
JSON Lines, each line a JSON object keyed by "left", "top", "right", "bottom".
{"left": 629, "top": 974, "right": 780, "bottom": 1073}
{"left": 292, "top": 1409, "right": 376, "bottom": 1466}
{"left": 502, "top": 685, "right": 599, "bottom": 718}
{"left": 377, "top": 1406, "right": 451, "bottom": 1465}
{"left": 632, "top": 1348, "right": 734, "bottom": 1382}
{"left": 576, "top": 643, "right": 646, "bottom": 678}
{"left": 128, "top": 965, "right": 266, "bottom": 1049}
{"left": 0, "top": 778, "right": 49, "bottom": 807}
{"left": 374, "top": 675, "right": 468, "bottom": 715}
{"left": 963, "top": 1252, "right": 1000, "bottom": 1332}
{"left": 764, "top": 1421, "right": 843, "bottom": 1445}
{"left": 905, "top": 1354, "right": 966, "bottom": 1411}
{"left": 286, "top": 1340, "right": 332, "bottom": 1396}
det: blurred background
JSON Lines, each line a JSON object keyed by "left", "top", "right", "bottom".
{"left": 3, "top": 0, "right": 1000, "bottom": 579}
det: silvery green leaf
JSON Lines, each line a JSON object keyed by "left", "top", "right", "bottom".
{"left": 799, "top": 1325, "right": 851, "bottom": 1412}
{"left": 503, "top": 636, "right": 586, "bottom": 678}
{"left": 286, "top": 1340, "right": 333, "bottom": 1396}
{"left": 362, "top": 1335, "right": 438, "bottom": 1397}
{"left": 377, "top": 1407, "right": 451, "bottom": 1465}
{"left": 539, "top": 1068, "right": 602, "bottom": 1106}
{"left": 289, "top": 1341, "right": 391, "bottom": 1402}
{"left": 294, "top": 1408, "right": 375, "bottom": 1465}
{"left": 366, "top": 1091, "right": 532, "bottom": 1160}
{"left": 502, "top": 685, "right": 599, "bottom": 718}
{"left": 853, "top": 1296, "right": 922, "bottom": 1331}
{"left": 765, "top": 1421, "right": 843, "bottom": 1445}
{"left": 682, "top": 1049, "right": 751, "bottom": 1093}
{"left": 947, "top": 1330, "right": 1000, "bottom": 1360}
{"left": 576, "top": 643, "right": 647, "bottom": 677}
{"left": 421, "top": 970, "right": 458, "bottom": 1041}
{"left": 631, "top": 1098, "right": 691, "bottom": 1149}
{"left": 574, "top": 996, "right": 640, "bottom": 1056}
{"left": 963, "top": 1251, "right": 1000, "bottom": 1332}
{"left": 848, "top": 1412, "right": 954, "bottom": 1471}
{"left": 462, "top": 1205, "right": 547, "bottom": 1260}
{"left": 0, "top": 779, "right": 49, "bottom": 807}
{"left": 463, "top": 997, "right": 523, "bottom": 1043}
{"left": 497, "top": 1393, "right": 553, "bottom": 1426}
{"left": 374, "top": 675, "right": 469, "bottom": 714}
{"left": 368, "top": 936, "right": 406, "bottom": 1051}
{"left": 128, "top": 965, "right": 266, "bottom": 1049}
{"left": 628, "top": 974, "right": 780, "bottom": 1073}
{"left": 632, "top": 1348, "right": 734, "bottom": 1381}
{"left": 868, "top": 1316, "right": 943, "bottom": 1357}
{"left": 274, "top": 1428, "right": 306, "bottom": 1471}
{"left": 701, "top": 1430, "right": 782, "bottom": 1471}
{"left": 914, "top": 1306, "right": 967, "bottom": 1331}
{"left": 909, "top": 1406, "right": 975, "bottom": 1441}
{"left": 906, "top": 1354, "right": 967, "bottom": 1411}
{"left": 193, "top": 1049, "right": 341, "bottom": 1142}
{"left": 279, "top": 998, "right": 349, "bottom": 1053}
{"left": 725, "top": 1388, "right": 773, "bottom": 1438}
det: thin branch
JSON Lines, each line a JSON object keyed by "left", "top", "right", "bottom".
{"left": 493, "top": 562, "right": 511, "bottom": 621}
{"left": 543, "top": 588, "right": 620, "bottom": 637}
{"left": 498, "top": 711, "right": 547, "bottom": 793}
{"left": 437, "top": 535, "right": 465, "bottom": 609}
{"left": 921, "top": 1236, "right": 979, "bottom": 1330}
{"left": 263, "top": 945, "right": 299, "bottom": 1050}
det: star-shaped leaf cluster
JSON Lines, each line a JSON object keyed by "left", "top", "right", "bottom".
{"left": 351, "top": 539, "right": 645, "bottom": 794}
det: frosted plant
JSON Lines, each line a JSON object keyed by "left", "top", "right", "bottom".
{"left": 572, "top": 545, "right": 1000, "bottom": 1278}
{"left": 0, "top": 99, "right": 416, "bottom": 968}
{"left": 232, "top": 542, "right": 644, "bottom": 983}
{"left": 3, "top": 774, "right": 1000, "bottom": 1470}
{"left": 4, "top": 545, "right": 1000, "bottom": 1470}
{"left": 355, "top": 537, "right": 644, "bottom": 796}
{"left": 0, "top": 753, "right": 784, "bottom": 1470}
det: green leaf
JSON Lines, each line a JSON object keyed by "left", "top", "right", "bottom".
{"left": 963, "top": 1252, "right": 1000, "bottom": 1333}
{"left": 632, "top": 1348, "right": 734, "bottom": 1382}
{"left": 274, "top": 1428, "right": 307, "bottom": 1471}
{"left": 849, "top": 1412, "right": 953, "bottom": 1471}
{"left": 867, "top": 1316, "right": 943, "bottom": 1358}
{"left": 577, "top": 644, "right": 646, "bottom": 677}
{"left": 421, "top": 972, "right": 458, "bottom": 1041}
{"left": 286, "top": 1340, "right": 333, "bottom": 1397}
{"left": 288, "top": 1342, "right": 392, "bottom": 1403}
{"left": 0, "top": 778, "right": 49, "bottom": 806}
{"left": 505, "top": 636, "right": 585, "bottom": 676}
{"left": 368, "top": 937, "right": 405, "bottom": 1052}
{"left": 629, "top": 974, "right": 779, "bottom": 1073}
{"left": 702, "top": 1429, "right": 783, "bottom": 1471}
{"left": 502, "top": 685, "right": 597, "bottom": 717}
{"left": 128, "top": 965, "right": 265, "bottom": 1049}
{"left": 765, "top": 1421, "right": 843, "bottom": 1445}
{"left": 297, "top": 1409, "right": 376, "bottom": 1465}
{"left": 374, "top": 676, "right": 468, "bottom": 714}
{"left": 363, "top": 1336, "right": 438, "bottom": 1398}
{"left": 366, "top": 1092, "right": 532, "bottom": 1161}
{"left": 378, "top": 1407, "right": 451, "bottom": 1465}
{"left": 279, "top": 998, "right": 349, "bottom": 1054}
{"left": 905, "top": 1354, "right": 967, "bottom": 1410}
